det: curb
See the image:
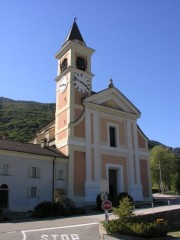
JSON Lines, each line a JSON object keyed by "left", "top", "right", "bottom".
{"left": 99, "top": 222, "right": 107, "bottom": 239}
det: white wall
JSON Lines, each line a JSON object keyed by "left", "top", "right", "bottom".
{"left": 0, "top": 151, "right": 67, "bottom": 212}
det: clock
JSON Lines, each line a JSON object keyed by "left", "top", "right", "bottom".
{"left": 73, "top": 72, "right": 91, "bottom": 93}
{"left": 58, "top": 76, "right": 67, "bottom": 93}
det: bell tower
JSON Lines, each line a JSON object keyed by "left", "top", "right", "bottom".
{"left": 54, "top": 19, "right": 95, "bottom": 155}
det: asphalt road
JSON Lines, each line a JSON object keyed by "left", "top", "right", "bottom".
{"left": 0, "top": 213, "right": 105, "bottom": 240}
{"left": 0, "top": 194, "right": 180, "bottom": 240}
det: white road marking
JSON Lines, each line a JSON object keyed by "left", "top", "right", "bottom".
{"left": 21, "top": 222, "right": 99, "bottom": 240}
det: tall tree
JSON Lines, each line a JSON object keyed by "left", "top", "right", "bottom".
{"left": 150, "top": 146, "right": 175, "bottom": 192}
{"left": 171, "top": 155, "right": 180, "bottom": 193}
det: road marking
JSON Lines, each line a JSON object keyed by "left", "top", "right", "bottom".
{"left": 21, "top": 222, "right": 99, "bottom": 240}
{"left": 7, "top": 231, "right": 17, "bottom": 234}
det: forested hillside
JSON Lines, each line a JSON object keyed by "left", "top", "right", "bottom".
{"left": 0, "top": 97, "right": 55, "bottom": 142}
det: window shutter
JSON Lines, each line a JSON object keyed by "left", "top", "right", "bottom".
{"left": 8, "top": 164, "right": 12, "bottom": 175}
{"left": 37, "top": 187, "right": 41, "bottom": 199}
{"left": 55, "top": 169, "right": 58, "bottom": 180}
{"left": 27, "top": 187, "right": 31, "bottom": 198}
{"left": 0, "top": 163, "right": 3, "bottom": 175}
{"left": 28, "top": 167, "right": 32, "bottom": 178}
{"left": 60, "top": 170, "right": 64, "bottom": 180}
{"left": 37, "top": 167, "right": 40, "bottom": 178}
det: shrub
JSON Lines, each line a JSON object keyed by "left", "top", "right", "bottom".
{"left": 104, "top": 197, "right": 170, "bottom": 238}
{"left": 52, "top": 202, "right": 66, "bottom": 216}
{"left": 103, "top": 219, "right": 121, "bottom": 233}
{"left": 33, "top": 199, "right": 85, "bottom": 218}
{"left": 129, "top": 221, "right": 170, "bottom": 238}
{"left": 33, "top": 201, "right": 66, "bottom": 218}
{"left": 113, "top": 197, "right": 135, "bottom": 224}
{"left": 113, "top": 192, "right": 133, "bottom": 207}
{"left": 105, "top": 219, "right": 170, "bottom": 238}
{"left": 62, "top": 198, "right": 76, "bottom": 214}
{"left": 34, "top": 201, "right": 53, "bottom": 217}
{"left": 152, "top": 187, "right": 159, "bottom": 194}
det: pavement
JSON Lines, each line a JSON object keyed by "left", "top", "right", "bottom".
{"left": 99, "top": 194, "right": 180, "bottom": 240}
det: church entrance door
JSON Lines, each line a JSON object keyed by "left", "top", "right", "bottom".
{"left": 109, "top": 169, "right": 117, "bottom": 198}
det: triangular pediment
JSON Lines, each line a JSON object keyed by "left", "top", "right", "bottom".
{"left": 102, "top": 99, "right": 123, "bottom": 111}
{"left": 83, "top": 87, "right": 141, "bottom": 116}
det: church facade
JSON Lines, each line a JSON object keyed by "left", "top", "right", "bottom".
{"left": 34, "top": 20, "right": 151, "bottom": 204}
{"left": 0, "top": 20, "right": 151, "bottom": 212}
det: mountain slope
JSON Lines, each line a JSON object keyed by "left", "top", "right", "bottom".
{"left": 0, "top": 97, "right": 55, "bottom": 142}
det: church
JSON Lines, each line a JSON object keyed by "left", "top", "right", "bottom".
{"left": 0, "top": 20, "right": 151, "bottom": 211}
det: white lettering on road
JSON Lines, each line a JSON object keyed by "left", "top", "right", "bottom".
{"left": 21, "top": 222, "right": 98, "bottom": 240}
{"left": 40, "top": 235, "right": 80, "bottom": 240}
{"left": 40, "top": 235, "right": 79, "bottom": 240}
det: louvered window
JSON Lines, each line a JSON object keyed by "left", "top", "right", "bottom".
{"left": 0, "top": 163, "right": 10, "bottom": 175}
{"left": 27, "top": 186, "right": 41, "bottom": 198}
{"left": 28, "top": 167, "right": 40, "bottom": 178}
{"left": 55, "top": 169, "right": 64, "bottom": 180}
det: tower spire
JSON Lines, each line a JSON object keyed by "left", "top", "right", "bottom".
{"left": 63, "top": 19, "right": 86, "bottom": 46}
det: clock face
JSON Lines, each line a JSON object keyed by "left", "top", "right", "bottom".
{"left": 58, "top": 76, "right": 67, "bottom": 93}
{"left": 73, "top": 72, "right": 91, "bottom": 93}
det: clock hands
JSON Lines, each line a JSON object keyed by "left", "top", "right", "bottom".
{"left": 73, "top": 76, "right": 90, "bottom": 91}
{"left": 78, "top": 79, "right": 90, "bottom": 90}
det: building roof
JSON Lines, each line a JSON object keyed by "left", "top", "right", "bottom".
{"left": 0, "top": 138, "right": 66, "bottom": 158}
{"left": 64, "top": 19, "right": 86, "bottom": 46}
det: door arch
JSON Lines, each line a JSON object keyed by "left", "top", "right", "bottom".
{"left": 0, "top": 184, "right": 8, "bottom": 208}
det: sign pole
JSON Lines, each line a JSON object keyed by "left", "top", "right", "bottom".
{"left": 105, "top": 210, "right": 108, "bottom": 222}
{"left": 101, "top": 200, "right": 112, "bottom": 223}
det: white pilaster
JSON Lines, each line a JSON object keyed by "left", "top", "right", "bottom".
{"left": 126, "top": 119, "right": 135, "bottom": 185}
{"left": 85, "top": 109, "right": 92, "bottom": 182}
{"left": 132, "top": 121, "right": 143, "bottom": 200}
{"left": 85, "top": 109, "right": 100, "bottom": 202}
{"left": 133, "top": 122, "right": 141, "bottom": 185}
{"left": 93, "top": 110, "right": 100, "bottom": 182}
{"left": 127, "top": 119, "right": 143, "bottom": 201}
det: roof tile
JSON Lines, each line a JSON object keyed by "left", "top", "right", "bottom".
{"left": 0, "top": 139, "right": 66, "bottom": 158}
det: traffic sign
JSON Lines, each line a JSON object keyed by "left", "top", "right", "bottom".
{"left": 101, "top": 200, "right": 112, "bottom": 211}
{"left": 101, "top": 192, "right": 108, "bottom": 201}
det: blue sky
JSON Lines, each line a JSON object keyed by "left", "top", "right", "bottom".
{"left": 0, "top": 0, "right": 179, "bottom": 148}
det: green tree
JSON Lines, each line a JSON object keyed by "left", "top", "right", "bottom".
{"left": 171, "top": 155, "right": 180, "bottom": 193}
{"left": 113, "top": 197, "right": 135, "bottom": 224}
{"left": 150, "top": 146, "right": 176, "bottom": 192}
